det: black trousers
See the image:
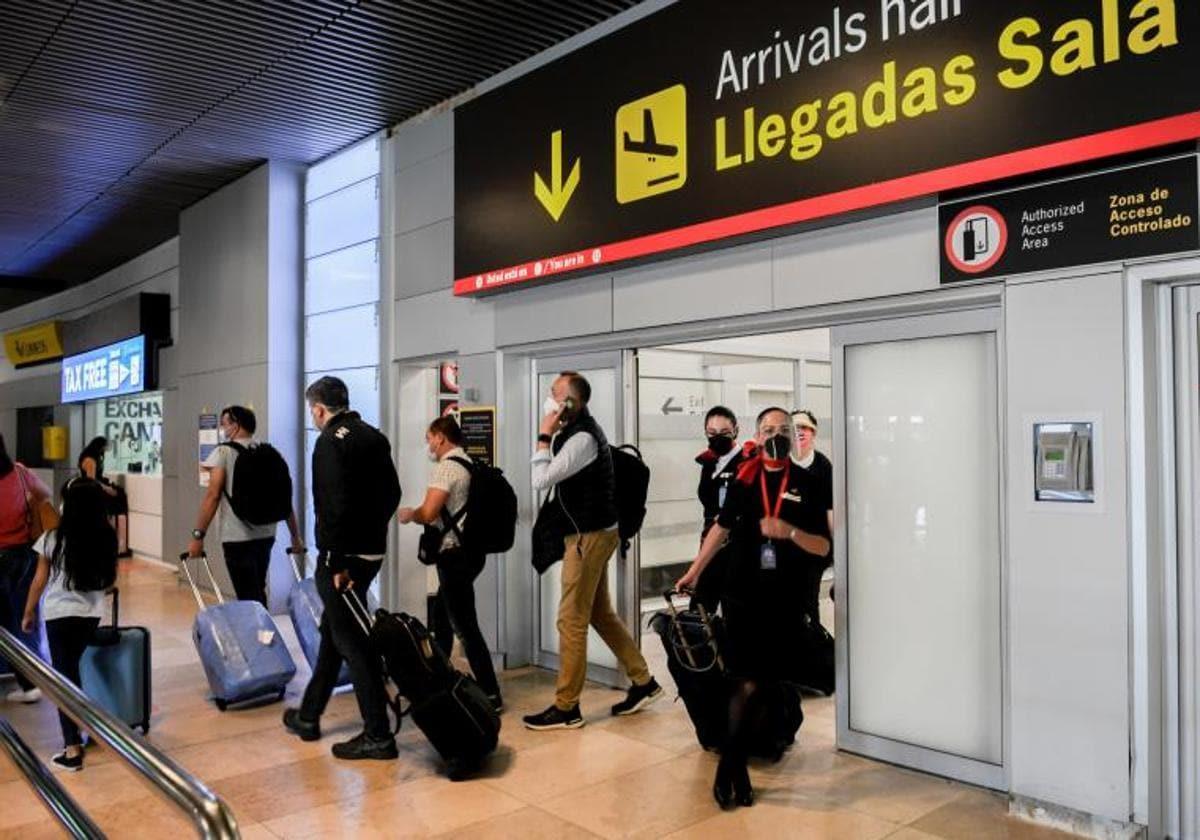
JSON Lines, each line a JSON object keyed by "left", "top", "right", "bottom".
{"left": 690, "top": 543, "right": 730, "bottom": 615}
{"left": 0, "top": 546, "right": 39, "bottom": 691}
{"left": 222, "top": 538, "right": 275, "bottom": 607}
{"left": 299, "top": 554, "right": 390, "bottom": 740}
{"left": 46, "top": 616, "right": 101, "bottom": 747}
{"left": 431, "top": 548, "right": 500, "bottom": 699}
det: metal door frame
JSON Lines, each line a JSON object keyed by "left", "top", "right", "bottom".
{"left": 529, "top": 350, "right": 639, "bottom": 687}
{"left": 832, "top": 306, "right": 1008, "bottom": 791}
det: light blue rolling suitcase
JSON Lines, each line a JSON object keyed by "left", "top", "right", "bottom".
{"left": 80, "top": 588, "right": 151, "bottom": 732}
{"left": 286, "top": 550, "right": 376, "bottom": 687}
{"left": 180, "top": 553, "right": 296, "bottom": 711}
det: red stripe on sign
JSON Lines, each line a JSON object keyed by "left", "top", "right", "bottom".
{"left": 454, "top": 111, "right": 1200, "bottom": 296}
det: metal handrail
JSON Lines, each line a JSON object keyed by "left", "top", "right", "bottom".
{"left": 0, "top": 628, "right": 240, "bottom": 839}
{"left": 0, "top": 718, "right": 104, "bottom": 839}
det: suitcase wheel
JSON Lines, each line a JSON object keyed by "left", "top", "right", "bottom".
{"left": 215, "top": 699, "right": 228, "bottom": 712}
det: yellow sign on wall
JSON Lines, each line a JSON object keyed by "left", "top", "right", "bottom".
{"left": 42, "top": 426, "right": 68, "bottom": 461}
{"left": 615, "top": 84, "right": 688, "bottom": 205}
{"left": 3, "top": 321, "right": 63, "bottom": 367}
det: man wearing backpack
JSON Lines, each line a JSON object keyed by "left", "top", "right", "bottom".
{"left": 188, "top": 405, "right": 304, "bottom": 607}
{"left": 397, "top": 415, "right": 503, "bottom": 712}
{"left": 523, "top": 372, "right": 661, "bottom": 731}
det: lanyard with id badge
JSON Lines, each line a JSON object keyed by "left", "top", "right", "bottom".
{"left": 759, "top": 462, "right": 790, "bottom": 571}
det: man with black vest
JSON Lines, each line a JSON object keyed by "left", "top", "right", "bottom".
{"left": 523, "top": 371, "right": 662, "bottom": 731}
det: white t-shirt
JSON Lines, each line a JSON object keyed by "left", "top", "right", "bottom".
{"left": 429, "top": 448, "right": 471, "bottom": 550}
{"left": 33, "top": 531, "right": 105, "bottom": 622}
{"left": 202, "top": 439, "right": 278, "bottom": 543}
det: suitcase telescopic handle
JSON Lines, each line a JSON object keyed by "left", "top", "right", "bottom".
{"left": 341, "top": 587, "right": 373, "bottom": 637}
{"left": 178, "top": 551, "right": 225, "bottom": 609}
{"left": 662, "top": 590, "right": 700, "bottom": 669}
{"left": 285, "top": 546, "right": 307, "bottom": 583}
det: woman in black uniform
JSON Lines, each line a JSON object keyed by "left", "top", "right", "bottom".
{"left": 77, "top": 438, "right": 129, "bottom": 557}
{"left": 690, "top": 406, "right": 745, "bottom": 613}
{"left": 677, "top": 407, "right": 831, "bottom": 809}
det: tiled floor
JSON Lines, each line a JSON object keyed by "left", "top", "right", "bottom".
{"left": 0, "top": 560, "right": 1080, "bottom": 839}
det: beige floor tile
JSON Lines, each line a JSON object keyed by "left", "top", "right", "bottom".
{"left": 0, "top": 778, "right": 56, "bottom": 829}
{"left": 540, "top": 750, "right": 719, "bottom": 839}
{"left": 214, "top": 751, "right": 430, "bottom": 823}
{"left": 884, "top": 829, "right": 946, "bottom": 840}
{"left": 263, "top": 775, "right": 525, "bottom": 839}
{"left": 436, "top": 806, "right": 604, "bottom": 839}
{"left": 485, "top": 728, "right": 675, "bottom": 803}
{"left": 664, "top": 801, "right": 900, "bottom": 840}
{"left": 782, "top": 765, "right": 964, "bottom": 824}
{"left": 238, "top": 824, "right": 282, "bottom": 840}
{"left": 911, "top": 790, "right": 1079, "bottom": 840}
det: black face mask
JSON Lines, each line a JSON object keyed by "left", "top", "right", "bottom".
{"left": 763, "top": 434, "right": 793, "bottom": 462}
{"left": 707, "top": 434, "right": 734, "bottom": 456}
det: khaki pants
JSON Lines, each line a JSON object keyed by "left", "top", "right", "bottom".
{"left": 555, "top": 529, "right": 651, "bottom": 710}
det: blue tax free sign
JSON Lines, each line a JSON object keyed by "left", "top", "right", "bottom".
{"left": 61, "top": 335, "right": 147, "bottom": 404}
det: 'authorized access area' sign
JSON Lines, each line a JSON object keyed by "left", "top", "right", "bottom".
{"left": 454, "top": 0, "right": 1200, "bottom": 295}
{"left": 940, "top": 154, "right": 1199, "bottom": 282}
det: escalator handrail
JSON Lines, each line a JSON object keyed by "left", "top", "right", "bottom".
{"left": 0, "top": 627, "right": 239, "bottom": 839}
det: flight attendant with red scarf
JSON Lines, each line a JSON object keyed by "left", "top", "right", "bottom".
{"left": 677, "top": 407, "right": 831, "bottom": 810}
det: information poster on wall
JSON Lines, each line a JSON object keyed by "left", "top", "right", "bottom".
{"left": 198, "top": 412, "right": 218, "bottom": 487}
{"left": 458, "top": 406, "right": 497, "bottom": 467}
{"left": 439, "top": 360, "right": 460, "bottom": 417}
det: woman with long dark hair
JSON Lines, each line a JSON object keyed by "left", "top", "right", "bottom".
{"left": 78, "top": 437, "right": 131, "bottom": 558}
{"left": 0, "top": 433, "right": 52, "bottom": 703}
{"left": 22, "top": 478, "right": 118, "bottom": 771}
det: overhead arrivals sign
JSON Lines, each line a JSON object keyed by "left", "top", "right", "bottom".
{"left": 454, "top": 0, "right": 1200, "bottom": 296}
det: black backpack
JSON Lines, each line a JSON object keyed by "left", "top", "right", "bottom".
{"left": 222, "top": 441, "right": 293, "bottom": 525}
{"left": 611, "top": 444, "right": 650, "bottom": 557}
{"left": 440, "top": 456, "right": 517, "bottom": 556}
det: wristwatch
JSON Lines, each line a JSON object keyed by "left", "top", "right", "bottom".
{"left": 537, "top": 433, "right": 553, "bottom": 445}
{"left": 191, "top": 528, "right": 206, "bottom": 540}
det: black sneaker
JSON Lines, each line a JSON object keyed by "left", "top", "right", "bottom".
{"left": 522, "top": 704, "right": 584, "bottom": 731}
{"left": 51, "top": 751, "right": 83, "bottom": 772}
{"left": 282, "top": 708, "right": 321, "bottom": 742}
{"left": 611, "top": 678, "right": 663, "bottom": 716}
{"left": 331, "top": 731, "right": 398, "bottom": 761}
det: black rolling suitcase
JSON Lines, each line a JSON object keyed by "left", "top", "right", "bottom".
{"left": 344, "top": 593, "right": 499, "bottom": 778}
{"left": 650, "top": 591, "right": 803, "bottom": 759}
{"left": 648, "top": 591, "right": 729, "bottom": 751}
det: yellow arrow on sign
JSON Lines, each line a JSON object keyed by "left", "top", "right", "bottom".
{"left": 533, "top": 129, "right": 581, "bottom": 222}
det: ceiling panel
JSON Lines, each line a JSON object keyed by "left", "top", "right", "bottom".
{"left": 0, "top": 0, "right": 642, "bottom": 287}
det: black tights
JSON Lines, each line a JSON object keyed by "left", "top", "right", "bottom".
{"left": 721, "top": 678, "right": 768, "bottom": 774}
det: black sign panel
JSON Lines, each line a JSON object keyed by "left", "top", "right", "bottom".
{"left": 454, "top": 0, "right": 1200, "bottom": 295}
{"left": 939, "top": 155, "right": 1199, "bottom": 282}
{"left": 459, "top": 406, "right": 497, "bottom": 467}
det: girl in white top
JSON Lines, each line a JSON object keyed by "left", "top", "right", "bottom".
{"left": 22, "top": 478, "right": 118, "bottom": 771}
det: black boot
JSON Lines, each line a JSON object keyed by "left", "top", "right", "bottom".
{"left": 713, "top": 756, "right": 735, "bottom": 809}
{"left": 732, "top": 761, "right": 755, "bottom": 807}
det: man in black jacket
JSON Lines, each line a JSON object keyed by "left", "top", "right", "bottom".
{"left": 283, "top": 376, "right": 402, "bottom": 760}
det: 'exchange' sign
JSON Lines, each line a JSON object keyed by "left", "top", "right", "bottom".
{"left": 454, "top": 0, "right": 1199, "bottom": 295}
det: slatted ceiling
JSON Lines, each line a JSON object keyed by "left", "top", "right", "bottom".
{"left": 0, "top": 0, "right": 642, "bottom": 287}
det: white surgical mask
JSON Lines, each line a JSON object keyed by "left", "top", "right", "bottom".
{"left": 542, "top": 396, "right": 562, "bottom": 417}
{"left": 426, "top": 447, "right": 439, "bottom": 463}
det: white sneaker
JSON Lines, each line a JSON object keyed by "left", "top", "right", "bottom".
{"left": 6, "top": 687, "right": 42, "bottom": 703}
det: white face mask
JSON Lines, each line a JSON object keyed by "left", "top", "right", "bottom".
{"left": 542, "top": 396, "right": 562, "bottom": 417}
{"left": 426, "top": 447, "right": 439, "bottom": 463}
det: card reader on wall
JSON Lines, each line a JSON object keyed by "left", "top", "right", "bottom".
{"left": 1034, "top": 422, "right": 1094, "bottom": 503}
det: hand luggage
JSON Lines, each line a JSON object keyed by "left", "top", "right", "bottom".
{"left": 790, "top": 612, "right": 835, "bottom": 697}
{"left": 79, "top": 588, "right": 151, "bottom": 732}
{"left": 343, "top": 593, "right": 499, "bottom": 777}
{"left": 180, "top": 553, "right": 296, "bottom": 710}
{"left": 649, "top": 591, "right": 802, "bottom": 760}
{"left": 648, "top": 591, "right": 729, "bottom": 750}
{"left": 286, "top": 549, "right": 376, "bottom": 686}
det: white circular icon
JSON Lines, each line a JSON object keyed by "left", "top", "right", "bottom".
{"left": 945, "top": 205, "right": 1008, "bottom": 274}
{"left": 534, "top": 261, "right": 544, "bottom": 276}
{"left": 592, "top": 248, "right": 602, "bottom": 263}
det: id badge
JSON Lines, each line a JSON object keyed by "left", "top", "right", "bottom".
{"left": 760, "top": 542, "right": 777, "bottom": 571}
{"left": 717, "top": 486, "right": 728, "bottom": 508}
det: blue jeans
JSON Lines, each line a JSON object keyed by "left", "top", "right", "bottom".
{"left": 0, "top": 546, "right": 41, "bottom": 690}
